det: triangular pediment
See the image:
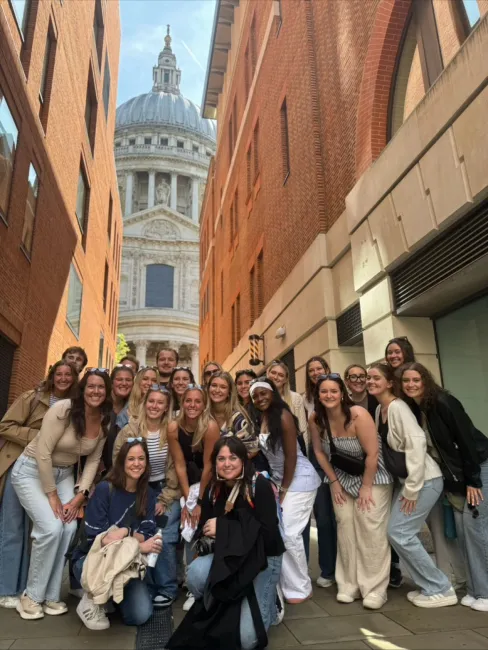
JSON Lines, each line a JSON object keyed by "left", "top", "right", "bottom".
{"left": 123, "top": 205, "right": 199, "bottom": 242}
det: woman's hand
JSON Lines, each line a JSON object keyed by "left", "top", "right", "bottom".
{"left": 102, "top": 527, "right": 129, "bottom": 546}
{"left": 47, "top": 491, "right": 64, "bottom": 520}
{"left": 467, "top": 486, "right": 483, "bottom": 507}
{"left": 190, "top": 504, "right": 202, "bottom": 528}
{"left": 399, "top": 495, "right": 416, "bottom": 515}
{"left": 155, "top": 502, "right": 166, "bottom": 516}
{"left": 203, "top": 517, "right": 217, "bottom": 538}
{"left": 140, "top": 534, "right": 163, "bottom": 555}
{"left": 357, "top": 485, "right": 375, "bottom": 513}
{"left": 330, "top": 480, "right": 347, "bottom": 506}
{"left": 62, "top": 493, "right": 85, "bottom": 523}
{"left": 181, "top": 504, "right": 191, "bottom": 526}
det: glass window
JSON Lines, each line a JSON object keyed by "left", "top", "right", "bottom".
{"left": 129, "top": 137, "right": 135, "bottom": 145}
{"left": 66, "top": 265, "right": 83, "bottom": 337}
{"left": 164, "top": 71, "right": 170, "bottom": 83}
{"left": 177, "top": 140, "right": 184, "bottom": 149}
{"left": 76, "top": 169, "right": 87, "bottom": 231}
{"left": 21, "top": 163, "right": 39, "bottom": 256}
{"left": 160, "top": 137, "right": 169, "bottom": 146}
{"left": 436, "top": 295, "right": 488, "bottom": 432}
{"left": 10, "top": 0, "right": 29, "bottom": 36}
{"left": 145, "top": 264, "right": 174, "bottom": 308}
{"left": 103, "top": 56, "right": 110, "bottom": 119}
{"left": 193, "top": 144, "right": 199, "bottom": 153}
{"left": 144, "top": 137, "right": 151, "bottom": 145}
{"left": 463, "top": 0, "right": 481, "bottom": 27}
{"left": 98, "top": 332, "right": 104, "bottom": 367}
{"left": 0, "top": 90, "right": 19, "bottom": 220}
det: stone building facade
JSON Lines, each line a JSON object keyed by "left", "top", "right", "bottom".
{"left": 0, "top": 0, "right": 122, "bottom": 412}
{"left": 199, "top": 0, "right": 488, "bottom": 431}
{"left": 116, "top": 28, "right": 216, "bottom": 377}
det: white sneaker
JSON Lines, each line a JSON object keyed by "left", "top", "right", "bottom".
{"left": 471, "top": 598, "right": 488, "bottom": 612}
{"left": 183, "top": 592, "right": 195, "bottom": 611}
{"left": 407, "top": 590, "right": 420, "bottom": 603}
{"left": 272, "top": 584, "right": 285, "bottom": 626}
{"left": 43, "top": 600, "right": 68, "bottom": 616}
{"left": 412, "top": 587, "right": 458, "bottom": 608}
{"left": 0, "top": 596, "right": 20, "bottom": 609}
{"left": 76, "top": 593, "right": 110, "bottom": 630}
{"left": 337, "top": 593, "right": 355, "bottom": 604}
{"left": 316, "top": 576, "right": 336, "bottom": 589}
{"left": 461, "top": 594, "right": 476, "bottom": 607}
{"left": 363, "top": 592, "right": 386, "bottom": 610}
{"left": 16, "top": 592, "right": 44, "bottom": 620}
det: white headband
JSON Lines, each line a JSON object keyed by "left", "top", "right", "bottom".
{"left": 249, "top": 381, "right": 273, "bottom": 397}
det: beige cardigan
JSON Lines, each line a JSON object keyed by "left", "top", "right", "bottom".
{"left": 376, "top": 399, "right": 442, "bottom": 501}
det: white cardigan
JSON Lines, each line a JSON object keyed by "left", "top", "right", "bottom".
{"left": 375, "top": 399, "right": 442, "bottom": 501}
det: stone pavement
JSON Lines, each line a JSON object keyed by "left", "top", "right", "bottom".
{"left": 1, "top": 536, "right": 488, "bottom": 650}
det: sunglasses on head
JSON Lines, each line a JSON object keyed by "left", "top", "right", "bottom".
{"left": 173, "top": 366, "right": 191, "bottom": 372}
{"left": 115, "top": 363, "right": 134, "bottom": 370}
{"left": 139, "top": 366, "right": 159, "bottom": 373}
{"left": 87, "top": 367, "right": 109, "bottom": 374}
{"left": 186, "top": 383, "right": 204, "bottom": 391}
{"left": 127, "top": 437, "right": 144, "bottom": 445}
{"left": 317, "top": 373, "right": 341, "bottom": 380}
{"left": 149, "top": 384, "right": 170, "bottom": 393}
{"left": 203, "top": 369, "right": 219, "bottom": 377}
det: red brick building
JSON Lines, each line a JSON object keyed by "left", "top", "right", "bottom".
{"left": 0, "top": 0, "right": 122, "bottom": 412}
{"left": 200, "top": 0, "right": 488, "bottom": 430}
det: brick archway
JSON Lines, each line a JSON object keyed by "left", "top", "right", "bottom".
{"left": 355, "top": 0, "right": 412, "bottom": 178}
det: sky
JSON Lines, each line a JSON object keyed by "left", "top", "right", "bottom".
{"left": 117, "top": 0, "right": 217, "bottom": 109}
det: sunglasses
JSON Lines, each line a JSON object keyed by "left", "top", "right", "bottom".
{"left": 203, "top": 369, "right": 219, "bottom": 377}
{"left": 174, "top": 366, "right": 191, "bottom": 372}
{"left": 86, "top": 367, "right": 109, "bottom": 374}
{"left": 115, "top": 363, "right": 134, "bottom": 370}
{"left": 127, "top": 437, "right": 144, "bottom": 444}
{"left": 186, "top": 383, "right": 204, "bottom": 390}
{"left": 317, "top": 373, "right": 341, "bottom": 381}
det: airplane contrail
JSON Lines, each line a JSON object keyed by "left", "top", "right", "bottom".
{"left": 181, "top": 40, "right": 205, "bottom": 71}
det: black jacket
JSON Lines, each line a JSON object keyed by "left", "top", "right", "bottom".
{"left": 166, "top": 508, "right": 268, "bottom": 650}
{"left": 424, "top": 392, "right": 488, "bottom": 491}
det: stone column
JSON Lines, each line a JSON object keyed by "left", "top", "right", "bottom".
{"left": 124, "top": 171, "right": 133, "bottom": 217}
{"left": 148, "top": 170, "right": 155, "bottom": 209}
{"left": 191, "top": 345, "right": 200, "bottom": 383}
{"left": 192, "top": 178, "right": 200, "bottom": 221}
{"left": 170, "top": 173, "right": 178, "bottom": 211}
{"left": 135, "top": 340, "right": 148, "bottom": 367}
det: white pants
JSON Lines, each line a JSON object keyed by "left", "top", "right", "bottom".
{"left": 280, "top": 489, "right": 316, "bottom": 601}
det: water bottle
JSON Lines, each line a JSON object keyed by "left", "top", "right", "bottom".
{"left": 147, "top": 528, "right": 163, "bottom": 568}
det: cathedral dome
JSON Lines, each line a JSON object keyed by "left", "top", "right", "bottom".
{"left": 116, "top": 91, "right": 216, "bottom": 141}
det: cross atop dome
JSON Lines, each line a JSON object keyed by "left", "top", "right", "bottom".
{"left": 153, "top": 24, "right": 181, "bottom": 94}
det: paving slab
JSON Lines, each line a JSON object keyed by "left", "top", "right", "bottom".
{"left": 285, "top": 612, "right": 412, "bottom": 645}
{"left": 312, "top": 585, "right": 418, "bottom": 617}
{"left": 0, "top": 642, "right": 14, "bottom": 650}
{"left": 363, "top": 629, "right": 488, "bottom": 650}
{"left": 10, "top": 635, "right": 136, "bottom": 650}
{"left": 284, "top": 599, "right": 329, "bottom": 620}
{"left": 475, "top": 629, "right": 488, "bottom": 639}
{"left": 269, "top": 622, "right": 369, "bottom": 649}
{"left": 0, "top": 608, "right": 81, "bottom": 640}
{"left": 384, "top": 606, "right": 488, "bottom": 634}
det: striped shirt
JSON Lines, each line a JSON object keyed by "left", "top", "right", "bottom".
{"left": 49, "top": 394, "right": 62, "bottom": 408}
{"left": 146, "top": 431, "right": 168, "bottom": 482}
{"left": 321, "top": 434, "right": 393, "bottom": 498}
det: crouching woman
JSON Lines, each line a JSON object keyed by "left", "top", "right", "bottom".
{"left": 167, "top": 437, "right": 286, "bottom": 650}
{"left": 73, "top": 439, "right": 162, "bottom": 630}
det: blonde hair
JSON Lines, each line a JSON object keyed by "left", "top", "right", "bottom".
{"left": 205, "top": 371, "right": 251, "bottom": 429}
{"left": 137, "top": 386, "right": 171, "bottom": 448}
{"left": 128, "top": 367, "right": 160, "bottom": 417}
{"left": 176, "top": 386, "right": 212, "bottom": 450}
{"left": 266, "top": 361, "right": 293, "bottom": 408}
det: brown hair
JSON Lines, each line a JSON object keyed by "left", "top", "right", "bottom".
{"left": 399, "top": 362, "right": 444, "bottom": 409}
{"left": 107, "top": 440, "right": 151, "bottom": 517}
{"left": 368, "top": 362, "right": 399, "bottom": 396}
{"left": 38, "top": 360, "right": 79, "bottom": 397}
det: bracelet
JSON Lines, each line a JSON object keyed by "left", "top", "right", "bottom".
{"left": 278, "top": 485, "right": 288, "bottom": 493}
{"left": 197, "top": 497, "right": 203, "bottom": 506}
{"left": 329, "top": 479, "right": 338, "bottom": 485}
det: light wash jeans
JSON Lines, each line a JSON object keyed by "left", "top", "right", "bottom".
{"left": 187, "top": 553, "right": 282, "bottom": 650}
{"left": 0, "top": 467, "right": 30, "bottom": 597}
{"left": 454, "top": 459, "right": 488, "bottom": 599}
{"left": 388, "top": 477, "right": 451, "bottom": 596}
{"left": 11, "top": 455, "right": 77, "bottom": 603}
{"left": 148, "top": 490, "right": 181, "bottom": 599}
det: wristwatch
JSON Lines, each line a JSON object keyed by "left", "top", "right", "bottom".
{"left": 197, "top": 497, "right": 203, "bottom": 506}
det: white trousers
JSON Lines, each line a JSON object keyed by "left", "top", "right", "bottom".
{"left": 280, "top": 489, "right": 317, "bottom": 600}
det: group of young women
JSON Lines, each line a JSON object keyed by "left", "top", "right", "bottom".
{"left": 0, "top": 337, "right": 487, "bottom": 647}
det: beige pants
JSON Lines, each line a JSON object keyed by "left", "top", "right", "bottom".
{"left": 333, "top": 483, "right": 393, "bottom": 601}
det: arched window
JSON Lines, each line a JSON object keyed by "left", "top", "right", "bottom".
{"left": 145, "top": 264, "right": 174, "bottom": 308}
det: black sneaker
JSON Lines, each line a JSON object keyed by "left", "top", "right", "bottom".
{"left": 389, "top": 565, "right": 403, "bottom": 589}
{"left": 153, "top": 594, "right": 175, "bottom": 608}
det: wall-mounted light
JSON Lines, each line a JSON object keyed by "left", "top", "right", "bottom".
{"left": 275, "top": 326, "right": 286, "bottom": 339}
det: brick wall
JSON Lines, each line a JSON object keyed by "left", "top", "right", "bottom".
{"left": 0, "top": 0, "right": 122, "bottom": 402}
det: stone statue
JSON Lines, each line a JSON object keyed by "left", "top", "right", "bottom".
{"left": 156, "top": 179, "right": 170, "bottom": 206}
{"left": 144, "top": 219, "right": 179, "bottom": 240}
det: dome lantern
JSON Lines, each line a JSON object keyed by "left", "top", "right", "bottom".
{"left": 153, "top": 25, "right": 181, "bottom": 94}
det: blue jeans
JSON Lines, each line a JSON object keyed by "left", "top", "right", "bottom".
{"left": 73, "top": 556, "right": 153, "bottom": 626}
{"left": 188, "top": 553, "right": 282, "bottom": 650}
{"left": 454, "top": 459, "right": 488, "bottom": 599}
{"left": 388, "top": 477, "right": 451, "bottom": 596}
{"left": 149, "top": 498, "right": 181, "bottom": 599}
{"left": 11, "top": 455, "right": 77, "bottom": 603}
{"left": 0, "top": 467, "right": 30, "bottom": 597}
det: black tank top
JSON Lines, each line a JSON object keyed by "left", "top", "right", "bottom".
{"left": 178, "top": 427, "right": 204, "bottom": 482}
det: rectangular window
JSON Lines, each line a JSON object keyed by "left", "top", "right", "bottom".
{"left": 246, "top": 146, "right": 252, "bottom": 198}
{"left": 193, "top": 144, "right": 199, "bottom": 153}
{"left": 253, "top": 121, "right": 259, "bottom": 181}
{"left": 93, "top": 0, "right": 104, "bottom": 69}
{"left": 280, "top": 99, "right": 290, "bottom": 181}
{"left": 257, "top": 252, "right": 264, "bottom": 316}
{"left": 231, "top": 303, "right": 236, "bottom": 348}
{"left": 129, "top": 137, "right": 136, "bottom": 145}
{"left": 236, "top": 294, "right": 241, "bottom": 343}
{"left": 160, "top": 137, "right": 168, "bottom": 146}
{"left": 39, "top": 22, "right": 57, "bottom": 130}
{"left": 144, "top": 137, "right": 151, "bottom": 145}
{"left": 103, "top": 261, "right": 109, "bottom": 311}
{"left": 229, "top": 203, "right": 234, "bottom": 243}
{"left": 0, "top": 89, "right": 19, "bottom": 222}
{"left": 234, "top": 189, "right": 239, "bottom": 242}
{"left": 250, "top": 16, "right": 257, "bottom": 75}
{"left": 21, "top": 163, "right": 39, "bottom": 257}
{"left": 164, "top": 71, "right": 170, "bottom": 83}
{"left": 228, "top": 114, "right": 234, "bottom": 162}
{"left": 103, "top": 56, "right": 110, "bottom": 119}
{"left": 10, "top": 0, "right": 29, "bottom": 37}
{"left": 177, "top": 140, "right": 184, "bottom": 149}
{"left": 244, "top": 46, "right": 250, "bottom": 98}
{"left": 98, "top": 332, "right": 104, "bottom": 367}
{"left": 66, "top": 264, "right": 83, "bottom": 337}
{"left": 250, "top": 266, "right": 255, "bottom": 325}
{"left": 76, "top": 164, "right": 89, "bottom": 234}
{"left": 85, "top": 68, "right": 98, "bottom": 153}
{"left": 220, "top": 270, "right": 224, "bottom": 314}
{"left": 107, "top": 193, "right": 113, "bottom": 241}
{"left": 145, "top": 264, "right": 174, "bottom": 308}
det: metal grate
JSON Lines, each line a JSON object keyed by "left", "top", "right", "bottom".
{"left": 337, "top": 303, "right": 363, "bottom": 346}
{"left": 0, "top": 334, "right": 16, "bottom": 418}
{"left": 136, "top": 607, "right": 174, "bottom": 650}
{"left": 391, "top": 200, "right": 488, "bottom": 310}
